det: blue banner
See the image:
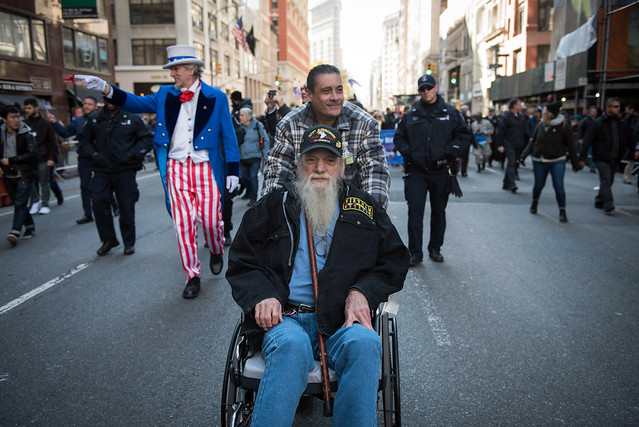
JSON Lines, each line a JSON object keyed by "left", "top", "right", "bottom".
{"left": 380, "top": 129, "right": 403, "bottom": 165}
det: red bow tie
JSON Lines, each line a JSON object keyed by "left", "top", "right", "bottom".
{"left": 179, "top": 90, "right": 195, "bottom": 103}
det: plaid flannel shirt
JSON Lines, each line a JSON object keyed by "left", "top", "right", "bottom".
{"left": 261, "top": 101, "right": 390, "bottom": 209}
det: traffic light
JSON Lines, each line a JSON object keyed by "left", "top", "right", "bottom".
{"left": 450, "top": 70, "right": 458, "bottom": 86}
{"left": 426, "top": 61, "right": 438, "bottom": 77}
{"left": 274, "top": 75, "right": 281, "bottom": 86}
{"left": 215, "top": 62, "right": 222, "bottom": 75}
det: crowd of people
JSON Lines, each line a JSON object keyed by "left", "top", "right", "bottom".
{"left": 2, "top": 43, "right": 638, "bottom": 424}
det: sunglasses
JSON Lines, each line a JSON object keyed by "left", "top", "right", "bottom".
{"left": 609, "top": 105, "right": 621, "bottom": 108}
{"left": 419, "top": 85, "right": 435, "bottom": 92}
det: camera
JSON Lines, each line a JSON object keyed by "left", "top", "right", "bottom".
{"left": 268, "top": 90, "right": 277, "bottom": 99}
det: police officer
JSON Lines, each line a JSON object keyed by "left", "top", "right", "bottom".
{"left": 394, "top": 75, "right": 470, "bottom": 265}
{"left": 78, "top": 99, "right": 153, "bottom": 256}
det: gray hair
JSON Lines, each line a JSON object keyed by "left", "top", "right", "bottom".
{"left": 239, "top": 107, "right": 254, "bottom": 120}
{"left": 184, "top": 64, "right": 204, "bottom": 79}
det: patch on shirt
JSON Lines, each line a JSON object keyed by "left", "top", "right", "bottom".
{"left": 343, "top": 197, "right": 373, "bottom": 219}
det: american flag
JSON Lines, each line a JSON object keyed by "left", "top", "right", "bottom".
{"left": 232, "top": 17, "right": 248, "bottom": 52}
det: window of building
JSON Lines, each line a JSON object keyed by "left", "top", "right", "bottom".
{"left": 235, "top": 59, "right": 240, "bottom": 78}
{"left": 0, "top": 10, "right": 48, "bottom": 63}
{"left": 98, "top": 38, "right": 109, "bottom": 71}
{"left": 271, "top": 0, "right": 278, "bottom": 9}
{"left": 192, "top": 3, "right": 203, "bottom": 31}
{"left": 31, "top": 19, "right": 47, "bottom": 62}
{"left": 516, "top": 1, "right": 525, "bottom": 35}
{"left": 210, "top": 48, "right": 218, "bottom": 72}
{"left": 514, "top": 48, "right": 524, "bottom": 74}
{"left": 224, "top": 54, "right": 230, "bottom": 76}
{"left": 491, "top": 5, "right": 499, "bottom": 32}
{"left": 62, "top": 27, "right": 75, "bottom": 67}
{"left": 538, "top": 0, "right": 553, "bottom": 31}
{"left": 194, "top": 42, "right": 204, "bottom": 65}
{"left": 129, "top": 0, "right": 175, "bottom": 25}
{"left": 75, "top": 31, "right": 98, "bottom": 70}
{"left": 0, "top": 11, "right": 31, "bottom": 59}
{"left": 221, "top": 23, "right": 229, "bottom": 42}
{"left": 132, "top": 39, "right": 175, "bottom": 65}
{"left": 209, "top": 14, "right": 217, "bottom": 40}
{"left": 536, "top": 45, "right": 550, "bottom": 67}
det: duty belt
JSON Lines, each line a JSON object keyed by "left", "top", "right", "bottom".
{"left": 283, "top": 301, "right": 315, "bottom": 315}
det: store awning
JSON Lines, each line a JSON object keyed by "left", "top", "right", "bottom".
{"left": 0, "top": 94, "right": 47, "bottom": 111}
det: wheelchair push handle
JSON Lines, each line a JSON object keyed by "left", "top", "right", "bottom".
{"left": 305, "top": 214, "right": 334, "bottom": 417}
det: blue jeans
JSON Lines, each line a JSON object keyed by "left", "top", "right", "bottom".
{"left": 239, "top": 159, "right": 261, "bottom": 202}
{"left": 532, "top": 160, "right": 566, "bottom": 208}
{"left": 3, "top": 176, "right": 35, "bottom": 233}
{"left": 252, "top": 314, "right": 381, "bottom": 427}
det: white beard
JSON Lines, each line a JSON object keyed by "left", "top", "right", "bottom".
{"left": 293, "top": 170, "right": 341, "bottom": 236}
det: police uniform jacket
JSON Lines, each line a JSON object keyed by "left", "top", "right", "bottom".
{"left": 109, "top": 82, "right": 239, "bottom": 214}
{"left": 393, "top": 95, "right": 470, "bottom": 172}
{"left": 226, "top": 182, "right": 409, "bottom": 351}
{"left": 580, "top": 113, "right": 633, "bottom": 163}
{"left": 0, "top": 122, "right": 37, "bottom": 181}
{"left": 78, "top": 107, "right": 153, "bottom": 173}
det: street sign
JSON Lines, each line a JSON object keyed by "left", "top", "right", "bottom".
{"left": 61, "top": 0, "right": 98, "bottom": 19}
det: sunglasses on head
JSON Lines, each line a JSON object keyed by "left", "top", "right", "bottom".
{"left": 419, "top": 85, "right": 435, "bottom": 92}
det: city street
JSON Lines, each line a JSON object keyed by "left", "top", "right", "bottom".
{"left": 1, "top": 160, "right": 638, "bottom": 425}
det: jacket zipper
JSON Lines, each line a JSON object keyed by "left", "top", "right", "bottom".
{"left": 282, "top": 191, "right": 295, "bottom": 267}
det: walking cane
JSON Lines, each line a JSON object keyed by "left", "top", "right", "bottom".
{"left": 305, "top": 214, "right": 333, "bottom": 416}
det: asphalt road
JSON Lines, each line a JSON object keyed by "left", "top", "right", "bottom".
{"left": 1, "top": 160, "right": 638, "bottom": 426}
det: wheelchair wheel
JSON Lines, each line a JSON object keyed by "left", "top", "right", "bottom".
{"left": 380, "top": 313, "right": 401, "bottom": 427}
{"left": 221, "top": 320, "right": 255, "bottom": 427}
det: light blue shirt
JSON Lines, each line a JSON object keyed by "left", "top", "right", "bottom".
{"left": 288, "top": 202, "right": 339, "bottom": 305}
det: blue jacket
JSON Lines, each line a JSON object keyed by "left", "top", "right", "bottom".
{"left": 109, "top": 82, "right": 240, "bottom": 214}
{"left": 239, "top": 119, "right": 270, "bottom": 160}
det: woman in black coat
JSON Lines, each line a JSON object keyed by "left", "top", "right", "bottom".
{"left": 521, "top": 102, "right": 580, "bottom": 222}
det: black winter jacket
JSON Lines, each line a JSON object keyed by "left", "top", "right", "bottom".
{"left": 24, "top": 114, "right": 58, "bottom": 163}
{"left": 0, "top": 122, "right": 37, "bottom": 181}
{"left": 497, "top": 111, "right": 528, "bottom": 150}
{"left": 226, "top": 183, "right": 409, "bottom": 351}
{"left": 78, "top": 107, "right": 153, "bottom": 173}
{"left": 393, "top": 95, "right": 470, "bottom": 172}
{"left": 580, "top": 113, "right": 633, "bottom": 162}
{"left": 522, "top": 116, "right": 579, "bottom": 169}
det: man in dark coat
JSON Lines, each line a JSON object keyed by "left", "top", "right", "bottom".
{"left": 227, "top": 125, "right": 409, "bottom": 425}
{"left": 579, "top": 98, "right": 633, "bottom": 213}
{"left": 497, "top": 98, "right": 529, "bottom": 193}
{"left": 78, "top": 100, "right": 153, "bottom": 255}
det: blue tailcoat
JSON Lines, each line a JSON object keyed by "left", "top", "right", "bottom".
{"left": 110, "top": 82, "right": 240, "bottom": 214}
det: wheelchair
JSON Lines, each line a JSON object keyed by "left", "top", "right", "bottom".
{"left": 221, "top": 305, "right": 401, "bottom": 426}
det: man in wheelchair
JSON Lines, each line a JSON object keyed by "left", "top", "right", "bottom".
{"left": 226, "top": 125, "right": 409, "bottom": 426}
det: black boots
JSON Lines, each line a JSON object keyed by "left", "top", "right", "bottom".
{"left": 530, "top": 200, "right": 538, "bottom": 214}
{"left": 559, "top": 209, "right": 568, "bottom": 223}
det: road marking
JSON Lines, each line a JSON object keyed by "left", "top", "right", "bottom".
{"left": 409, "top": 270, "right": 452, "bottom": 347}
{"left": 0, "top": 263, "right": 91, "bottom": 316}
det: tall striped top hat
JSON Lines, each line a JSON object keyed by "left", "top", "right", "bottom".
{"left": 163, "top": 45, "right": 205, "bottom": 70}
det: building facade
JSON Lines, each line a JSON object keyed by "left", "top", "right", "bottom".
{"left": 0, "top": 0, "right": 114, "bottom": 124}
{"left": 309, "top": 0, "right": 342, "bottom": 69}
{"left": 112, "top": 0, "right": 279, "bottom": 116}
{"left": 270, "top": 0, "right": 309, "bottom": 106}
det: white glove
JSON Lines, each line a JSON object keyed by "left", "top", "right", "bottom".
{"left": 75, "top": 75, "right": 107, "bottom": 93}
{"left": 226, "top": 175, "right": 239, "bottom": 193}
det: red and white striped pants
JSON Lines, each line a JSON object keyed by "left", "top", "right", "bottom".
{"left": 167, "top": 158, "right": 224, "bottom": 281}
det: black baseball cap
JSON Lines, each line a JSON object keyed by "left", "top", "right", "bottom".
{"left": 301, "top": 125, "right": 343, "bottom": 157}
{"left": 417, "top": 74, "right": 437, "bottom": 90}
